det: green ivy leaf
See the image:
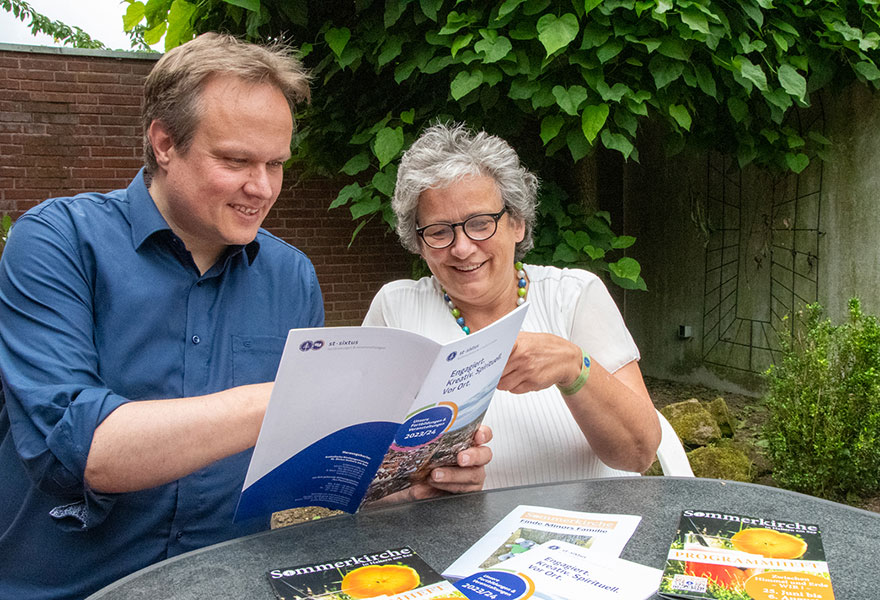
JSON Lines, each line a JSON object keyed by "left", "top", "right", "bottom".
{"left": 784, "top": 152, "right": 809, "bottom": 174}
{"left": 474, "top": 35, "right": 512, "bottom": 63}
{"left": 536, "top": 13, "right": 580, "bottom": 56}
{"left": 341, "top": 152, "right": 370, "bottom": 176}
{"left": 552, "top": 85, "right": 588, "bottom": 116}
{"left": 679, "top": 7, "right": 710, "bottom": 35}
{"left": 657, "top": 38, "right": 690, "bottom": 61}
{"left": 372, "top": 126, "right": 404, "bottom": 168}
{"left": 451, "top": 69, "right": 484, "bottom": 100}
{"left": 329, "top": 183, "right": 362, "bottom": 210}
{"left": 608, "top": 256, "right": 641, "bottom": 281}
{"left": 601, "top": 129, "right": 635, "bottom": 159}
{"left": 855, "top": 61, "right": 880, "bottom": 82}
{"left": 384, "top": 0, "right": 407, "bottom": 28}
{"left": 509, "top": 77, "right": 540, "bottom": 99}
{"left": 223, "top": 0, "right": 259, "bottom": 11}
{"left": 540, "top": 115, "right": 565, "bottom": 145}
{"left": 581, "top": 103, "right": 610, "bottom": 143}
{"left": 552, "top": 241, "right": 580, "bottom": 263}
{"left": 566, "top": 128, "right": 591, "bottom": 162}
{"left": 419, "top": 0, "right": 442, "bottom": 21}
{"left": 694, "top": 63, "right": 717, "bottom": 98}
{"left": 451, "top": 33, "right": 474, "bottom": 57}
{"left": 350, "top": 195, "right": 381, "bottom": 220}
{"left": 372, "top": 169, "right": 396, "bottom": 197}
{"left": 439, "top": 10, "right": 473, "bottom": 35}
{"left": 498, "top": 0, "right": 528, "bottom": 18}
{"left": 669, "top": 104, "right": 692, "bottom": 130}
{"left": 325, "top": 27, "right": 351, "bottom": 58}
{"left": 734, "top": 55, "right": 768, "bottom": 92}
{"left": 584, "top": 245, "right": 605, "bottom": 260}
{"left": 597, "top": 39, "right": 624, "bottom": 63}
{"left": 144, "top": 22, "right": 167, "bottom": 46}
{"left": 778, "top": 64, "right": 806, "bottom": 101}
{"left": 650, "top": 56, "right": 684, "bottom": 89}
{"left": 378, "top": 36, "right": 403, "bottom": 66}
{"left": 400, "top": 108, "right": 415, "bottom": 124}
{"left": 123, "top": 1, "right": 146, "bottom": 31}
{"left": 611, "top": 235, "right": 636, "bottom": 249}
{"left": 727, "top": 97, "right": 749, "bottom": 123}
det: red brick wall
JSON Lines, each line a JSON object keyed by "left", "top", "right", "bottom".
{"left": 0, "top": 45, "right": 411, "bottom": 325}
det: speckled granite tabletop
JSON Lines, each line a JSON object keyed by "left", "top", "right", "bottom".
{"left": 87, "top": 477, "right": 879, "bottom": 599}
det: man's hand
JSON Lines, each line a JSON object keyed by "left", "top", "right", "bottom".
{"left": 366, "top": 425, "right": 493, "bottom": 505}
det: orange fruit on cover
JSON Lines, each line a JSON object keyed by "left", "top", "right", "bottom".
{"left": 685, "top": 562, "right": 747, "bottom": 589}
{"left": 340, "top": 564, "right": 420, "bottom": 598}
{"left": 731, "top": 528, "right": 808, "bottom": 559}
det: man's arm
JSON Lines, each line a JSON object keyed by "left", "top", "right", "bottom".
{"left": 84, "top": 382, "right": 272, "bottom": 493}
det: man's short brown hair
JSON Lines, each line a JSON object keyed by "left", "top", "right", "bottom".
{"left": 142, "top": 32, "right": 310, "bottom": 172}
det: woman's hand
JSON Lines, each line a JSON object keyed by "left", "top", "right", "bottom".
{"left": 363, "top": 426, "right": 493, "bottom": 505}
{"left": 497, "top": 332, "right": 661, "bottom": 473}
{"left": 498, "top": 332, "right": 583, "bottom": 393}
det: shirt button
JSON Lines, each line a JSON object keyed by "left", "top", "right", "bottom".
{"left": 176, "top": 531, "right": 183, "bottom": 540}
{"left": 192, "top": 335, "right": 201, "bottom": 344}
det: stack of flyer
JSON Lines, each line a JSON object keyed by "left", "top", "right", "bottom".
{"left": 658, "top": 509, "right": 835, "bottom": 599}
{"left": 443, "top": 505, "right": 663, "bottom": 600}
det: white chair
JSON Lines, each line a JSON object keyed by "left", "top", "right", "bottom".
{"left": 655, "top": 411, "right": 694, "bottom": 477}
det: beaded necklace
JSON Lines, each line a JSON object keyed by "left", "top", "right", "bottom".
{"left": 442, "top": 262, "right": 527, "bottom": 335}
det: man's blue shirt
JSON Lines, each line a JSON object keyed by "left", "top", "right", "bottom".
{"left": 0, "top": 170, "right": 324, "bottom": 600}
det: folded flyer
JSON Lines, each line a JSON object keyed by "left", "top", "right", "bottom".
{"left": 659, "top": 509, "right": 835, "bottom": 599}
{"left": 453, "top": 540, "right": 662, "bottom": 600}
{"left": 442, "top": 505, "right": 641, "bottom": 581}
{"left": 267, "top": 546, "right": 466, "bottom": 600}
{"left": 235, "top": 304, "right": 528, "bottom": 520}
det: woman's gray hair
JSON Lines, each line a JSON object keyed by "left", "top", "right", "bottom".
{"left": 393, "top": 122, "right": 538, "bottom": 260}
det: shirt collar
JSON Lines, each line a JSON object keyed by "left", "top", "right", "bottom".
{"left": 128, "top": 168, "right": 261, "bottom": 265}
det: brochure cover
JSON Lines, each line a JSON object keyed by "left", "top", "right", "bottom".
{"left": 442, "top": 505, "right": 641, "bottom": 581}
{"left": 268, "top": 546, "right": 467, "bottom": 600}
{"left": 659, "top": 509, "right": 835, "bottom": 600}
{"left": 453, "top": 540, "right": 662, "bottom": 600}
{"left": 235, "top": 304, "right": 528, "bottom": 521}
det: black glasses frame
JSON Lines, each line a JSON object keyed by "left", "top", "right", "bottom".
{"left": 415, "top": 208, "right": 508, "bottom": 249}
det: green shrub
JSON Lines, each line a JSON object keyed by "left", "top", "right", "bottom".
{"left": 763, "top": 299, "right": 880, "bottom": 502}
{"left": 0, "top": 213, "right": 11, "bottom": 257}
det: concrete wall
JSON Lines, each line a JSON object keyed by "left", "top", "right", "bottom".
{"left": 0, "top": 43, "right": 411, "bottom": 325}
{"left": 621, "top": 85, "right": 880, "bottom": 394}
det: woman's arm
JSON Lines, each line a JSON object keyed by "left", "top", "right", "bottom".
{"left": 497, "top": 332, "right": 661, "bottom": 473}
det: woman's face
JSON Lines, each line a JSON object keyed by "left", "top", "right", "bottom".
{"left": 416, "top": 174, "right": 525, "bottom": 312}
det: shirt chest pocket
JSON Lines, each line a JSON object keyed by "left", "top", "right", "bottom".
{"left": 231, "top": 335, "right": 287, "bottom": 386}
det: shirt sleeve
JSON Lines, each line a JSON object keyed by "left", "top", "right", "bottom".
{"left": 362, "top": 286, "right": 390, "bottom": 326}
{"left": 567, "top": 271, "right": 640, "bottom": 373}
{"left": 0, "top": 212, "right": 127, "bottom": 529}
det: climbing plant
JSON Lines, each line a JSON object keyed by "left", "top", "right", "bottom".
{"left": 122, "top": 0, "right": 880, "bottom": 288}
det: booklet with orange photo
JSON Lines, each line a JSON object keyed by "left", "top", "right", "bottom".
{"left": 267, "top": 546, "right": 466, "bottom": 600}
{"left": 236, "top": 304, "right": 527, "bottom": 520}
{"left": 659, "top": 509, "right": 835, "bottom": 600}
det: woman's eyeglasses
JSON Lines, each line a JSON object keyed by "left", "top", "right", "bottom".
{"left": 416, "top": 208, "right": 508, "bottom": 249}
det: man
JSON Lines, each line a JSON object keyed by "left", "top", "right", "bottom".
{"left": 0, "top": 33, "right": 489, "bottom": 600}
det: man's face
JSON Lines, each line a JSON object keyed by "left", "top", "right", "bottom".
{"left": 151, "top": 74, "right": 293, "bottom": 269}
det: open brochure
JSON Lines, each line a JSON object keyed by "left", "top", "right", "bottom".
{"left": 659, "top": 509, "right": 835, "bottom": 600}
{"left": 442, "top": 505, "right": 641, "bottom": 581}
{"left": 267, "top": 546, "right": 467, "bottom": 600}
{"left": 235, "top": 304, "right": 528, "bottom": 520}
{"left": 453, "top": 540, "right": 662, "bottom": 600}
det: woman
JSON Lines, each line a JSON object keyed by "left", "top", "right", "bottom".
{"left": 363, "top": 123, "right": 661, "bottom": 488}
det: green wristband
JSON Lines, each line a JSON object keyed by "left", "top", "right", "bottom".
{"left": 556, "top": 349, "right": 591, "bottom": 396}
